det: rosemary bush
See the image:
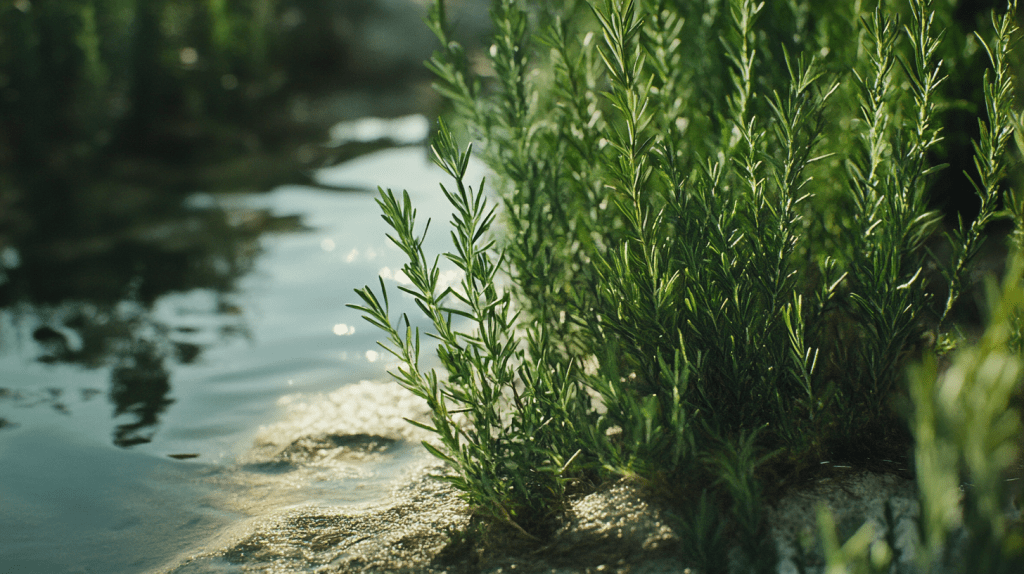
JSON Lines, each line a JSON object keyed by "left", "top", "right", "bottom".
{"left": 354, "top": 0, "right": 1024, "bottom": 568}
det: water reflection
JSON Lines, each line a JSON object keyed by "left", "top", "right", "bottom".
{"left": 0, "top": 194, "right": 307, "bottom": 447}
{"left": 110, "top": 338, "right": 173, "bottom": 447}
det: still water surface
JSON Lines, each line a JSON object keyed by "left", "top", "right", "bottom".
{"left": 0, "top": 144, "right": 486, "bottom": 573}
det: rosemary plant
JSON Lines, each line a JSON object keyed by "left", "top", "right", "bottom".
{"left": 351, "top": 121, "right": 590, "bottom": 536}
{"left": 353, "top": 0, "right": 1024, "bottom": 569}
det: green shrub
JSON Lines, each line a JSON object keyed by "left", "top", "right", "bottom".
{"left": 353, "top": 0, "right": 1024, "bottom": 566}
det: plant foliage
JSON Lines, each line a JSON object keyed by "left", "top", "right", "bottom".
{"left": 353, "top": 0, "right": 1024, "bottom": 569}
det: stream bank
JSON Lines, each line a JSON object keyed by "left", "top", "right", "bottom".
{"left": 157, "top": 379, "right": 928, "bottom": 574}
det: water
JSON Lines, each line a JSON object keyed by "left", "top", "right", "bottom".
{"left": 0, "top": 144, "right": 487, "bottom": 573}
